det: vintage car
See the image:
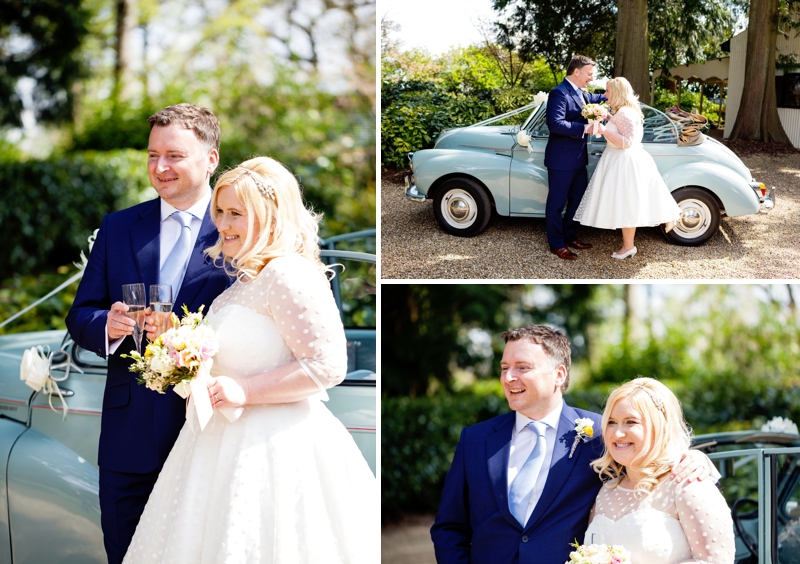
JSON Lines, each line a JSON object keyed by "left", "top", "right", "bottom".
{"left": 0, "top": 235, "right": 376, "bottom": 563}
{"left": 405, "top": 102, "right": 776, "bottom": 245}
{"left": 691, "top": 430, "right": 800, "bottom": 563}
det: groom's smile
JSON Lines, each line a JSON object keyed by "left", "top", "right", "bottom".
{"left": 500, "top": 339, "right": 567, "bottom": 420}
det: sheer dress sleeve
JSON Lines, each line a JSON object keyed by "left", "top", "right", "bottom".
{"left": 612, "top": 108, "right": 640, "bottom": 149}
{"left": 259, "top": 256, "right": 348, "bottom": 396}
{"left": 674, "top": 479, "right": 736, "bottom": 564}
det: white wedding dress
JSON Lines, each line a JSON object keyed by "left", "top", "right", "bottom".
{"left": 584, "top": 477, "right": 735, "bottom": 564}
{"left": 574, "top": 106, "right": 682, "bottom": 228}
{"left": 122, "top": 255, "right": 377, "bottom": 564}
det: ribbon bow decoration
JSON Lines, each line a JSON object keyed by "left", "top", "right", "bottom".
{"left": 20, "top": 345, "right": 84, "bottom": 420}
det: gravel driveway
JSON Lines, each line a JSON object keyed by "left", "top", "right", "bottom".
{"left": 380, "top": 151, "right": 800, "bottom": 279}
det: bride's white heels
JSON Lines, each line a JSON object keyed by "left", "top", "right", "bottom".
{"left": 612, "top": 246, "right": 637, "bottom": 260}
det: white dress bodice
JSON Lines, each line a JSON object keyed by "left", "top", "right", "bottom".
{"left": 584, "top": 477, "right": 735, "bottom": 564}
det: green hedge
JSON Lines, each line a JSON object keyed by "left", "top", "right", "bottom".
{"left": 0, "top": 150, "right": 151, "bottom": 276}
{"left": 381, "top": 82, "right": 495, "bottom": 169}
{"left": 381, "top": 381, "right": 510, "bottom": 521}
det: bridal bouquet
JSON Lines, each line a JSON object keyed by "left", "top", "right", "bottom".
{"left": 581, "top": 102, "right": 610, "bottom": 137}
{"left": 566, "top": 541, "right": 631, "bottom": 564}
{"left": 122, "top": 305, "right": 217, "bottom": 395}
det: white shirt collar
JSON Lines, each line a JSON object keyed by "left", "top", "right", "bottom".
{"left": 160, "top": 189, "right": 212, "bottom": 222}
{"left": 566, "top": 77, "right": 584, "bottom": 93}
{"left": 514, "top": 401, "right": 563, "bottom": 434}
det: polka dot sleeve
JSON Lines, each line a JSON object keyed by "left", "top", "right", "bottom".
{"left": 261, "top": 256, "right": 348, "bottom": 393}
{"left": 674, "top": 479, "right": 736, "bottom": 563}
{"left": 612, "top": 107, "right": 641, "bottom": 149}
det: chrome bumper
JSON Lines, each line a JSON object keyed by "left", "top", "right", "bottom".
{"left": 404, "top": 175, "right": 426, "bottom": 201}
{"left": 749, "top": 181, "right": 776, "bottom": 212}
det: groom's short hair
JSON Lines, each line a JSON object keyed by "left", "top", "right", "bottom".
{"left": 148, "top": 103, "right": 221, "bottom": 154}
{"left": 501, "top": 325, "right": 571, "bottom": 391}
{"left": 566, "top": 55, "right": 596, "bottom": 77}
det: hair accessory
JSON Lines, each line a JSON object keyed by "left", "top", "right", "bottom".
{"left": 236, "top": 167, "right": 275, "bottom": 200}
{"left": 635, "top": 385, "right": 666, "bottom": 414}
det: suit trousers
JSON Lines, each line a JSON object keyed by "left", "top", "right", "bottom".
{"left": 100, "top": 466, "right": 163, "bottom": 564}
{"left": 545, "top": 167, "right": 588, "bottom": 249}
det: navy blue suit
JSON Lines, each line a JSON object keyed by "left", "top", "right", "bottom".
{"left": 544, "top": 80, "right": 606, "bottom": 249}
{"left": 66, "top": 196, "right": 231, "bottom": 563}
{"left": 431, "top": 402, "right": 604, "bottom": 564}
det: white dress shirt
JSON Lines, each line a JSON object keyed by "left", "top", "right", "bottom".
{"left": 507, "top": 403, "right": 563, "bottom": 525}
{"left": 106, "top": 190, "right": 212, "bottom": 354}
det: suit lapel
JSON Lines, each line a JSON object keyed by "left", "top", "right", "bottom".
{"left": 131, "top": 199, "right": 162, "bottom": 285}
{"left": 525, "top": 401, "right": 583, "bottom": 531}
{"left": 486, "top": 412, "right": 518, "bottom": 527}
{"left": 174, "top": 203, "right": 220, "bottom": 310}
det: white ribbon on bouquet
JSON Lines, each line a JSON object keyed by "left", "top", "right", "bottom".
{"left": 173, "top": 359, "right": 243, "bottom": 431}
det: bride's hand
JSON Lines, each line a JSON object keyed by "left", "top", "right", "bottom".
{"left": 596, "top": 122, "right": 607, "bottom": 134}
{"left": 207, "top": 376, "right": 248, "bottom": 408}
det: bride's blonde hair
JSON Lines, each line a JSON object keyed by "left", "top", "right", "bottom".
{"left": 591, "top": 377, "right": 692, "bottom": 496}
{"left": 205, "top": 156, "right": 327, "bottom": 279}
{"left": 604, "top": 77, "right": 644, "bottom": 120}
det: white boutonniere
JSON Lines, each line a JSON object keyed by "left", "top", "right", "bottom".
{"left": 569, "top": 418, "right": 594, "bottom": 458}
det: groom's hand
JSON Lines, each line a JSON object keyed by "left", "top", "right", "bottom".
{"left": 107, "top": 302, "right": 135, "bottom": 340}
{"left": 670, "top": 450, "right": 712, "bottom": 483}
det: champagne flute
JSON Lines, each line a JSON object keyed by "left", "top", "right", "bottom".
{"left": 122, "top": 283, "right": 146, "bottom": 354}
{"left": 150, "top": 284, "right": 174, "bottom": 337}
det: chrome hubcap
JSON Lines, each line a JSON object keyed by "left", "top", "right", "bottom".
{"left": 441, "top": 189, "right": 477, "bottom": 228}
{"left": 675, "top": 198, "right": 710, "bottom": 237}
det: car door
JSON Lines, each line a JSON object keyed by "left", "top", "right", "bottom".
{"left": 509, "top": 107, "right": 550, "bottom": 216}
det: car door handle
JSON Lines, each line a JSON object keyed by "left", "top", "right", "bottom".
{"left": 590, "top": 151, "right": 604, "bottom": 156}
{"left": 45, "top": 387, "right": 75, "bottom": 397}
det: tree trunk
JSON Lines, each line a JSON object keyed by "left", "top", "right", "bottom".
{"left": 729, "top": 0, "right": 792, "bottom": 144}
{"left": 614, "top": 0, "right": 650, "bottom": 104}
{"left": 113, "top": 0, "right": 137, "bottom": 104}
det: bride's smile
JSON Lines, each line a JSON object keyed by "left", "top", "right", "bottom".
{"left": 215, "top": 184, "right": 258, "bottom": 258}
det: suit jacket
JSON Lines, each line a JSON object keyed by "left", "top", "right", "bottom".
{"left": 544, "top": 79, "right": 606, "bottom": 171}
{"left": 66, "top": 197, "right": 232, "bottom": 474}
{"left": 431, "top": 401, "right": 604, "bottom": 564}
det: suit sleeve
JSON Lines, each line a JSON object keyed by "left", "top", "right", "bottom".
{"left": 588, "top": 92, "right": 607, "bottom": 104}
{"left": 546, "top": 88, "right": 586, "bottom": 138}
{"left": 65, "top": 215, "right": 114, "bottom": 358}
{"left": 430, "top": 429, "right": 472, "bottom": 564}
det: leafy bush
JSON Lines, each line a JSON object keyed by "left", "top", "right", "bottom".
{"left": 381, "top": 82, "right": 494, "bottom": 168}
{"left": 0, "top": 150, "right": 151, "bottom": 276}
{"left": 381, "top": 380, "right": 510, "bottom": 521}
{"left": 0, "top": 268, "right": 81, "bottom": 334}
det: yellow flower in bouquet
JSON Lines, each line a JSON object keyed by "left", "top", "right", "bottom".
{"left": 581, "top": 102, "right": 610, "bottom": 137}
{"left": 121, "top": 305, "right": 217, "bottom": 394}
{"left": 566, "top": 540, "right": 631, "bottom": 564}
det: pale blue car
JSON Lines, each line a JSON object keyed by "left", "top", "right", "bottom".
{"left": 405, "top": 103, "right": 775, "bottom": 245}
{"left": 0, "top": 243, "right": 375, "bottom": 564}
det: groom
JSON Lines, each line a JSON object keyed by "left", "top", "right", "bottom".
{"left": 66, "top": 103, "right": 232, "bottom": 564}
{"left": 544, "top": 55, "right": 607, "bottom": 260}
{"left": 430, "top": 325, "right": 711, "bottom": 564}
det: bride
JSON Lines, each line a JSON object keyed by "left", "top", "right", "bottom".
{"left": 122, "top": 156, "right": 376, "bottom": 563}
{"left": 573, "top": 77, "right": 681, "bottom": 259}
{"left": 584, "top": 377, "right": 734, "bottom": 564}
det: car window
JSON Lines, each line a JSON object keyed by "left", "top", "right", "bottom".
{"left": 528, "top": 109, "right": 550, "bottom": 137}
{"left": 642, "top": 105, "right": 678, "bottom": 143}
{"left": 775, "top": 451, "right": 800, "bottom": 562}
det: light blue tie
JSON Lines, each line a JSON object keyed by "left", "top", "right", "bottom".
{"left": 159, "top": 211, "right": 193, "bottom": 294}
{"left": 509, "top": 421, "right": 547, "bottom": 526}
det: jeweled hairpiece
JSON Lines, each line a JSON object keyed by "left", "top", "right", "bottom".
{"left": 635, "top": 385, "right": 665, "bottom": 414}
{"left": 236, "top": 167, "right": 275, "bottom": 200}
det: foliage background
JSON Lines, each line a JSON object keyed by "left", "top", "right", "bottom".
{"left": 0, "top": 0, "right": 375, "bottom": 334}
{"left": 381, "top": 284, "right": 800, "bottom": 520}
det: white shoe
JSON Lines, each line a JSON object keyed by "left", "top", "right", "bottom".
{"left": 665, "top": 221, "right": 676, "bottom": 233}
{"left": 611, "top": 246, "right": 637, "bottom": 260}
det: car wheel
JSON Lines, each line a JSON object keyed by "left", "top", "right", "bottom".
{"left": 662, "top": 187, "right": 721, "bottom": 246}
{"left": 432, "top": 178, "right": 492, "bottom": 237}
